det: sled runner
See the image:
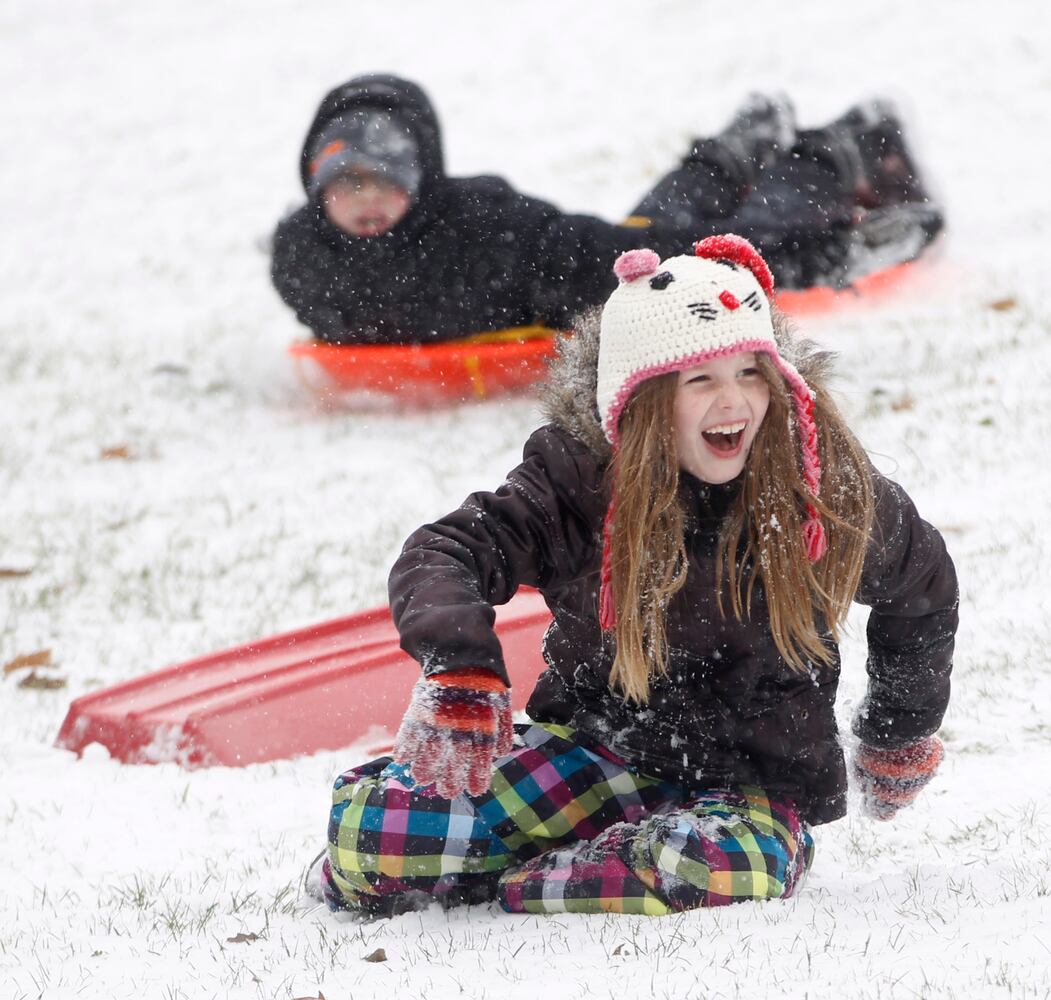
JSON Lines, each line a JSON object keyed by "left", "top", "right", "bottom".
{"left": 289, "top": 259, "right": 927, "bottom": 400}
{"left": 55, "top": 588, "right": 553, "bottom": 768}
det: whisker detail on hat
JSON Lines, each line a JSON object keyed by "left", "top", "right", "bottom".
{"left": 687, "top": 302, "right": 718, "bottom": 320}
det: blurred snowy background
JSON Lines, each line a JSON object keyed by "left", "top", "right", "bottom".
{"left": 2, "top": 1, "right": 1050, "bottom": 997}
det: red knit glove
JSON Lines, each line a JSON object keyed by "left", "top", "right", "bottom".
{"left": 393, "top": 668, "right": 514, "bottom": 799}
{"left": 853, "top": 735, "right": 944, "bottom": 820}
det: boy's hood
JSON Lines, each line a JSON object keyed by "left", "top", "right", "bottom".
{"left": 298, "top": 74, "right": 445, "bottom": 198}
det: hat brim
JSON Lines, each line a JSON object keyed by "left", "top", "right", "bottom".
{"left": 311, "top": 152, "right": 420, "bottom": 196}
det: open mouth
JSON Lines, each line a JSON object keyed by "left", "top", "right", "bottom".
{"left": 353, "top": 214, "right": 393, "bottom": 234}
{"left": 701, "top": 420, "right": 747, "bottom": 455}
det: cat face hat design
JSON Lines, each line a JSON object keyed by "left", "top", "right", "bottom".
{"left": 597, "top": 235, "right": 810, "bottom": 444}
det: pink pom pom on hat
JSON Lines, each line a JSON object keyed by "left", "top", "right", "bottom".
{"left": 613, "top": 248, "right": 661, "bottom": 284}
{"left": 595, "top": 234, "right": 826, "bottom": 629}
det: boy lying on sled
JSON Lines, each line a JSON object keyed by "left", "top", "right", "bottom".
{"left": 271, "top": 73, "right": 942, "bottom": 346}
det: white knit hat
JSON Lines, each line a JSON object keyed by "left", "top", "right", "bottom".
{"left": 594, "top": 235, "right": 827, "bottom": 628}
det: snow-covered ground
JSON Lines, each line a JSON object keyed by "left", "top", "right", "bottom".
{"left": 3, "top": 2, "right": 1051, "bottom": 997}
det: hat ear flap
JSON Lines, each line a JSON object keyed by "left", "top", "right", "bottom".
{"left": 694, "top": 234, "right": 774, "bottom": 297}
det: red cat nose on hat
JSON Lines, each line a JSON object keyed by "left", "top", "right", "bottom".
{"left": 719, "top": 290, "right": 741, "bottom": 310}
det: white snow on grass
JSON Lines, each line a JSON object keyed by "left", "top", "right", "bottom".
{"left": 3, "top": 2, "right": 1051, "bottom": 998}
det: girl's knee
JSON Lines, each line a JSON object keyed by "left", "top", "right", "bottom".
{"left": 325, "top": 758, "right": 427, "bottom": 906}
{"left": 496, "top": 822, "right": 672, "bottom": 916}
{"left": 326, "top": 755, "right": 517, "bottom": 912}
{"left": 641, "top": 805, "right": 811, "bottom": 908}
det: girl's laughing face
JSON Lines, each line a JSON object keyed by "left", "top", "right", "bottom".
{"left": 672, "top": 352, "right": 770, "bottom": 484}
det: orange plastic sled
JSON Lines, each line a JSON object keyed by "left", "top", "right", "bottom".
{"left": 773, "top": 260, "right": 918, "bottom": 315}
{"left": 55, "top": 588, "right": 553, "bottom": 768}
{"left": 289, "top": 325, "right": 558, "bottom": 403}
{"left": 289, "top": 262, "right": 920, "bottom": 401}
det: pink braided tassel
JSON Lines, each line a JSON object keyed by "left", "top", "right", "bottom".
{"left": 598, "top": 492, "right": 617, "bottom": 631}
{"left": 793, "top": 387, "right": 826, "bottom": 563}
{"left": 802, "top": 505, "right": 828, "bottom": 561}
{"left": 599, "top": 574, "right": 616, "bottom": 631}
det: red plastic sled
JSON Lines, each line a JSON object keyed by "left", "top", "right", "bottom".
{"left": 55, "top": 588, "right": 553, "bottom": 768}
{"left": 289, "top": 262, "right": 922, "bottom": 401}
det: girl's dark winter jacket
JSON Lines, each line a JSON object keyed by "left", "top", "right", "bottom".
{"left": 388, "top": 337, "right": 959, "bottom": 826}
{"left": 271, "top": 75, "right": 847, "bottom": 345}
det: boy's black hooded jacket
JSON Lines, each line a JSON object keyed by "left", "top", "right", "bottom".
{"left": 387, "top": 324, "right": 959, "bottom": 826}
{"left": 271, "top": 75, "right": 845, "bottom": 345}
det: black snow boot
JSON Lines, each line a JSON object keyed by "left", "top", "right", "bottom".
{"left": 714, "top": 91, "right": 798, "bottom": 182}
{"left": 839, "top": 202, "right": 944, "bottom": 285}
{"left": 629, "top": 93, "right": 797, "bottom": 226}
{"left": 678, "top": 91, "right": 798, "bottom": 196}
{"left": 794, "top": 100, "right": 934, "bottom": 211}
{"left": 788, "top": 100, "right": 944, "bottom": 282}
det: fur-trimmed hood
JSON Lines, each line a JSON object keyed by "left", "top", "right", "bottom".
{"left": 540, "top": 308, "right": 610, "bottom": 460}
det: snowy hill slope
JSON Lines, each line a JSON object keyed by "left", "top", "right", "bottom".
{"left": 2, "top": 2, "right": 1050, "bottom": 997}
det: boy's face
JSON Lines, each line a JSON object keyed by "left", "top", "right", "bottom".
{"left": 322, "top": 171, "right": 412, "bottom": 237}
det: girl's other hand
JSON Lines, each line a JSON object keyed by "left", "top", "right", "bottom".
{"left": 853, "top": 736, "right": 944, "bottom": 820}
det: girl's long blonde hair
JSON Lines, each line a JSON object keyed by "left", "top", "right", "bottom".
{"left": 606, "top": 320, "right": 875, "bottom": 704}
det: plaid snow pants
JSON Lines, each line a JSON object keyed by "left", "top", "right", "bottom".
{"left": 321, "top": 723, "right": 813, "bottom": 916}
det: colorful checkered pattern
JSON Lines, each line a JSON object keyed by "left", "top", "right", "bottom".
{"left": 500, "top": 786, "right": 812, "bottom": 914}
{"left": 320, "top": 723, "right": 813, "bottom": 917}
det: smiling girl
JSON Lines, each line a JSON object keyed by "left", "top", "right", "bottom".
{"left": 314, "top": 235, "right": 958, "bottom": 917}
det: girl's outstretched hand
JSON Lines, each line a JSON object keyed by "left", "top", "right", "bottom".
{"left": 393, "top": 668, "right": 514, "bottom": 799}
{"left": 853, "top": 736, "right": 944, "bottom": 820}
